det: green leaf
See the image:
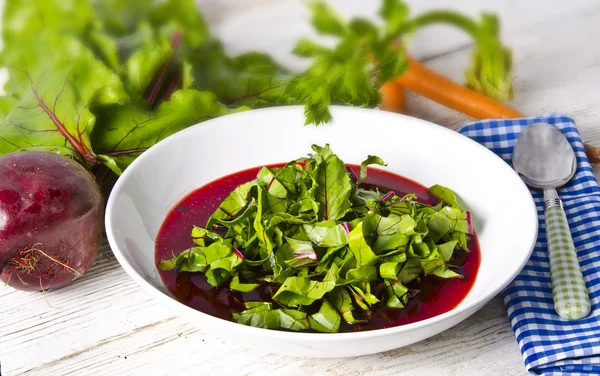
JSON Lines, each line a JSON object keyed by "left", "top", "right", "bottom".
{"left": 309, "top": 300, "right": 341, "bottom": 333}
{"left": 191, "top": 226, "right": 223, "bottom": 247}
{"left": 465, "top": 14, "right": 513, "bottom": 101}
{"left": 272, "top": 265, "right": 338, "bottom": 307}
{"left": 427, "top": 213, "right": 453, "bottom": 241}
{"left": 267, "top": 212, "right": 315, "bottom": 228}
{"left": 90, "top": 0, "right": 154, "bottom": 36}
{"left": 292, "top": 38, "right": 330, "bottom": 58}
{"left": 385, "top": 195, "right": 417, "bottom": 217}
{"left": 285, "top": 237, "right": 317, "bottom": 263}
{"left": 349, "top": 284, "right": 379, "bottom": 307}
{"left": 450, "top": 230, "right": 469, "bottom": 251}
{"left": 379, "top": 0, "right": 410, "bottom": 34}
{"left": 429, "top": 184, "right": 459, "bottom": 207}
{"left": 385, "top": 280, "right": 409, "bottom": 309}
{"left": 376, "top": 214, "right": 417, "bottom": 236}
{"left": 348, "top": 222, "right": 379, "bottom": 266}
{"left": 272, "top": 276, "right": 336, "bottom": 307}
{"left": 197, "top": 240, "right": 233, "bottom": 263}
{"left": 122, "top": 39, "right": 172, "bottom": 97}
{"left": 233, "top": 306, "right": 309, "bottom": 331}
{"left": 315, "top": 246, "right": 346, "bottom": 272}
{"left": 206, "top": 251, "right": 242, "bottom": 287}
{"left": 358, "top": 155, "right": 386, "bottom": 184}
{"left": 373, "top": 233, "right": 410, "bottom": 253}
{"left": 0, "top": 96, "right": 16, "bottom": 119}
{"left": 159, "top": 239, "right": 240, "bottom": 287}
{"left": 233, "top": 308, "right": 278, "bottom": 328}
{"left": 307, "top": 2, "right": 347, "bottom": 36}
{"left": 433, "top": 268, "right": 462, "bottom": 279}
{"left": 92, "top": 90, "right": 239, "bottom": 173}
{"left": 302, "top": 221, "right": 349, "bottom": 248}
{"left": 380, "top": 260, "right": 404, "bottom": 280}
{"left": 278, "top": 309, "right": 310, "bottom": 331}
{"left": 283, "top": 30, "right": 382, "bottom": 125}
{"left": 243, "top": 301, "right": 273, "bottom": 310}
{"left": 327, "top": 287, "right": 363, "bottom": 324}
{"left": 148, "top": 0, "right": 210, "bottom": 48}
{"left": 0, "top": 34, "right": 128, "bottom": 164}
{"left": 257, "top": 166, "right": 289, "bottom": 199}
{"left": 311, "top": 144, "right": 353, "bottom": 221}
{"left": 438, "top": 240, "right": 458, "bottom": 262}
{"left": 346, "top": 265, "right": 378, "bottom": 283}
{"left": 230, "top": 273, "right": 260, "bottom": 292}
{"left": 348, "top": 287, "right": 369, "bottom": 311}
{"left": 158, "top": 239, "right": 233, "bottom": 274}
{"left": 187, "top": 42, "right": 290, "bottom": 107}
{"left": 83, "top": 27, "right": 121, "bottom": 71}
{"left": 418, "top": 247, "right": 445, "bottom": 275}
{"left": 348, "top": 19, "right": 378, "bottom": 38}
{"left": 273, "top": 166, "right": 298, "bottom": 195}
{"left": 253, "top": 186, "right": 275, "bottom": 258}
{"left": 290, "top": 171, "right": 320, "bottom": 215}
{"left": 208, "top": 182, "right": 254, "bottom": 229}
{"left": 397, "top": 258, "right": 422, "bottom": 283}
{"left": 158, "top": 247, "right": 207, "bottom": 273}
{"left": 426, "top": 206, "right": 469, "bottom": 241}
{"left": 2, "top": 0, "right": 94, "bottom": 47}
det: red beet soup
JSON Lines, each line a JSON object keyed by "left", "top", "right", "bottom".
{"left": 155, "top": 164, "right": 480, "bottom": 332}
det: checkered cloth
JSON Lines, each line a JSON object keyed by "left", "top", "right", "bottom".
{"left": 459, "top": 115, "right": 600, "bottom": 375}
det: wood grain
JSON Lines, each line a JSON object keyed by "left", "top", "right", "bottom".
{"left": 2, "top": 1, "right": 600, "bottom": 375}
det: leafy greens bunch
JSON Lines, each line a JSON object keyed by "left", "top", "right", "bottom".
{"left": 0, "top": 0, "right": 512, "bottom": 176}
{"left": 160, "top": 145, "right": 473, "bottom": 332}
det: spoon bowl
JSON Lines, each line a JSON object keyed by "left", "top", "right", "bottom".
{"left": 513, "top": 122, "right": 577, "bottom": 189}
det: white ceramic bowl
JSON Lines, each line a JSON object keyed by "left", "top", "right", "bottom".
{"left": 105, "top": 106, "right": 537, "bottom": 358}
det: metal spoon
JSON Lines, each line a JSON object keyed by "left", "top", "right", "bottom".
{"left": 513, "top": 122, "right": 591, "bottom": 320}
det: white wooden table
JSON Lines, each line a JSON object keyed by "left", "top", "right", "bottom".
{"left": 2, "top": 1, "right": 599, "bottom": 375}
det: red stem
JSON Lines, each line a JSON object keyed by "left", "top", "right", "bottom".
{"left": 145, "top": 32, "right": 183, "bottom": 107}
{"left": 100, "top": 147, "right": 149, "bottom": 157}
{"left": 163, "top": 68, "right": 182, "bottom": 102}
{"left": 32, "top": 87, "right": 98, "bottom": 165}
{"left": 222, "top": 83, "right": 287, "bottom": 105}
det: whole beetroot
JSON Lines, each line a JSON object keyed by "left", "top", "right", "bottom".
{"left": 0, "top": 151, "right": 103, "bottom": 291}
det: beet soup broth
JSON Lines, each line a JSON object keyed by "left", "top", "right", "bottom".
{"left": 155, "top": 164, "right": 481, "bottom": 332}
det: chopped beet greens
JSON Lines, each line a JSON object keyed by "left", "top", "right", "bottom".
{"left": 159, "top": 145, "right": 475, "bottom": 333}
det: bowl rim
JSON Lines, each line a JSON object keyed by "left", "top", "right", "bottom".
{"left": 105, "top": 105, "right": 538, "bottom": 340}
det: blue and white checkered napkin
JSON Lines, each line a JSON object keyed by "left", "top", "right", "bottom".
{"left": 459, "top": 115, "right": 600, "bottom": 375}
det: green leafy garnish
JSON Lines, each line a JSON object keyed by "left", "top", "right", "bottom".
{"left": 160, "top": 145, "right": 474, "bottom": 332}
{"left": 0, "top": 0, "right": 512, "bottom": 175}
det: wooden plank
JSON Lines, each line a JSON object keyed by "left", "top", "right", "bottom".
{"left": 19, "top": 297, "right": 526, "bottom": 376}
{"left": 0, "top": 243, "right": 174, "bottom": 375}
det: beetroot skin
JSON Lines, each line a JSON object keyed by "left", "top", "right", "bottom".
{"left": 0, "top": 151, "right": 103, "bottom": 291}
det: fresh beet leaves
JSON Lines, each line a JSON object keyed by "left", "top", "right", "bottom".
{"left": 91, "top": 90, "right": 243, "bottom": 173}
{"left": 0, "top": 0, "right": 512, "bottom": 174}
{"left": 159, "top": 145, "right": 473, "bottom": 332}
{"left": 0, "top": 33, "right": 128, "bottom": 165}
{"left": 0, "top": 0, "right": 211, "bottom": 172}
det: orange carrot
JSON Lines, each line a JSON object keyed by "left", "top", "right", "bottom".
{"left": 381, "top": 56, "right": 600, "bottom": 163}
{"left": 585, "top": 144, "right": 600, "bottom": 164}
{"left": 378, "top": 82, "right": 405, "bottom": 113}
{"left": 393, "top": 57, "right": 524, "bottom": 119}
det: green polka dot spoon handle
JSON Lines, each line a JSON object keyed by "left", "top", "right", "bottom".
{"left": 513, "top": 122, "right": 591, "bottom": 320}
{"left": 544, "top": 189, "right": 591, "bottom": 320}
